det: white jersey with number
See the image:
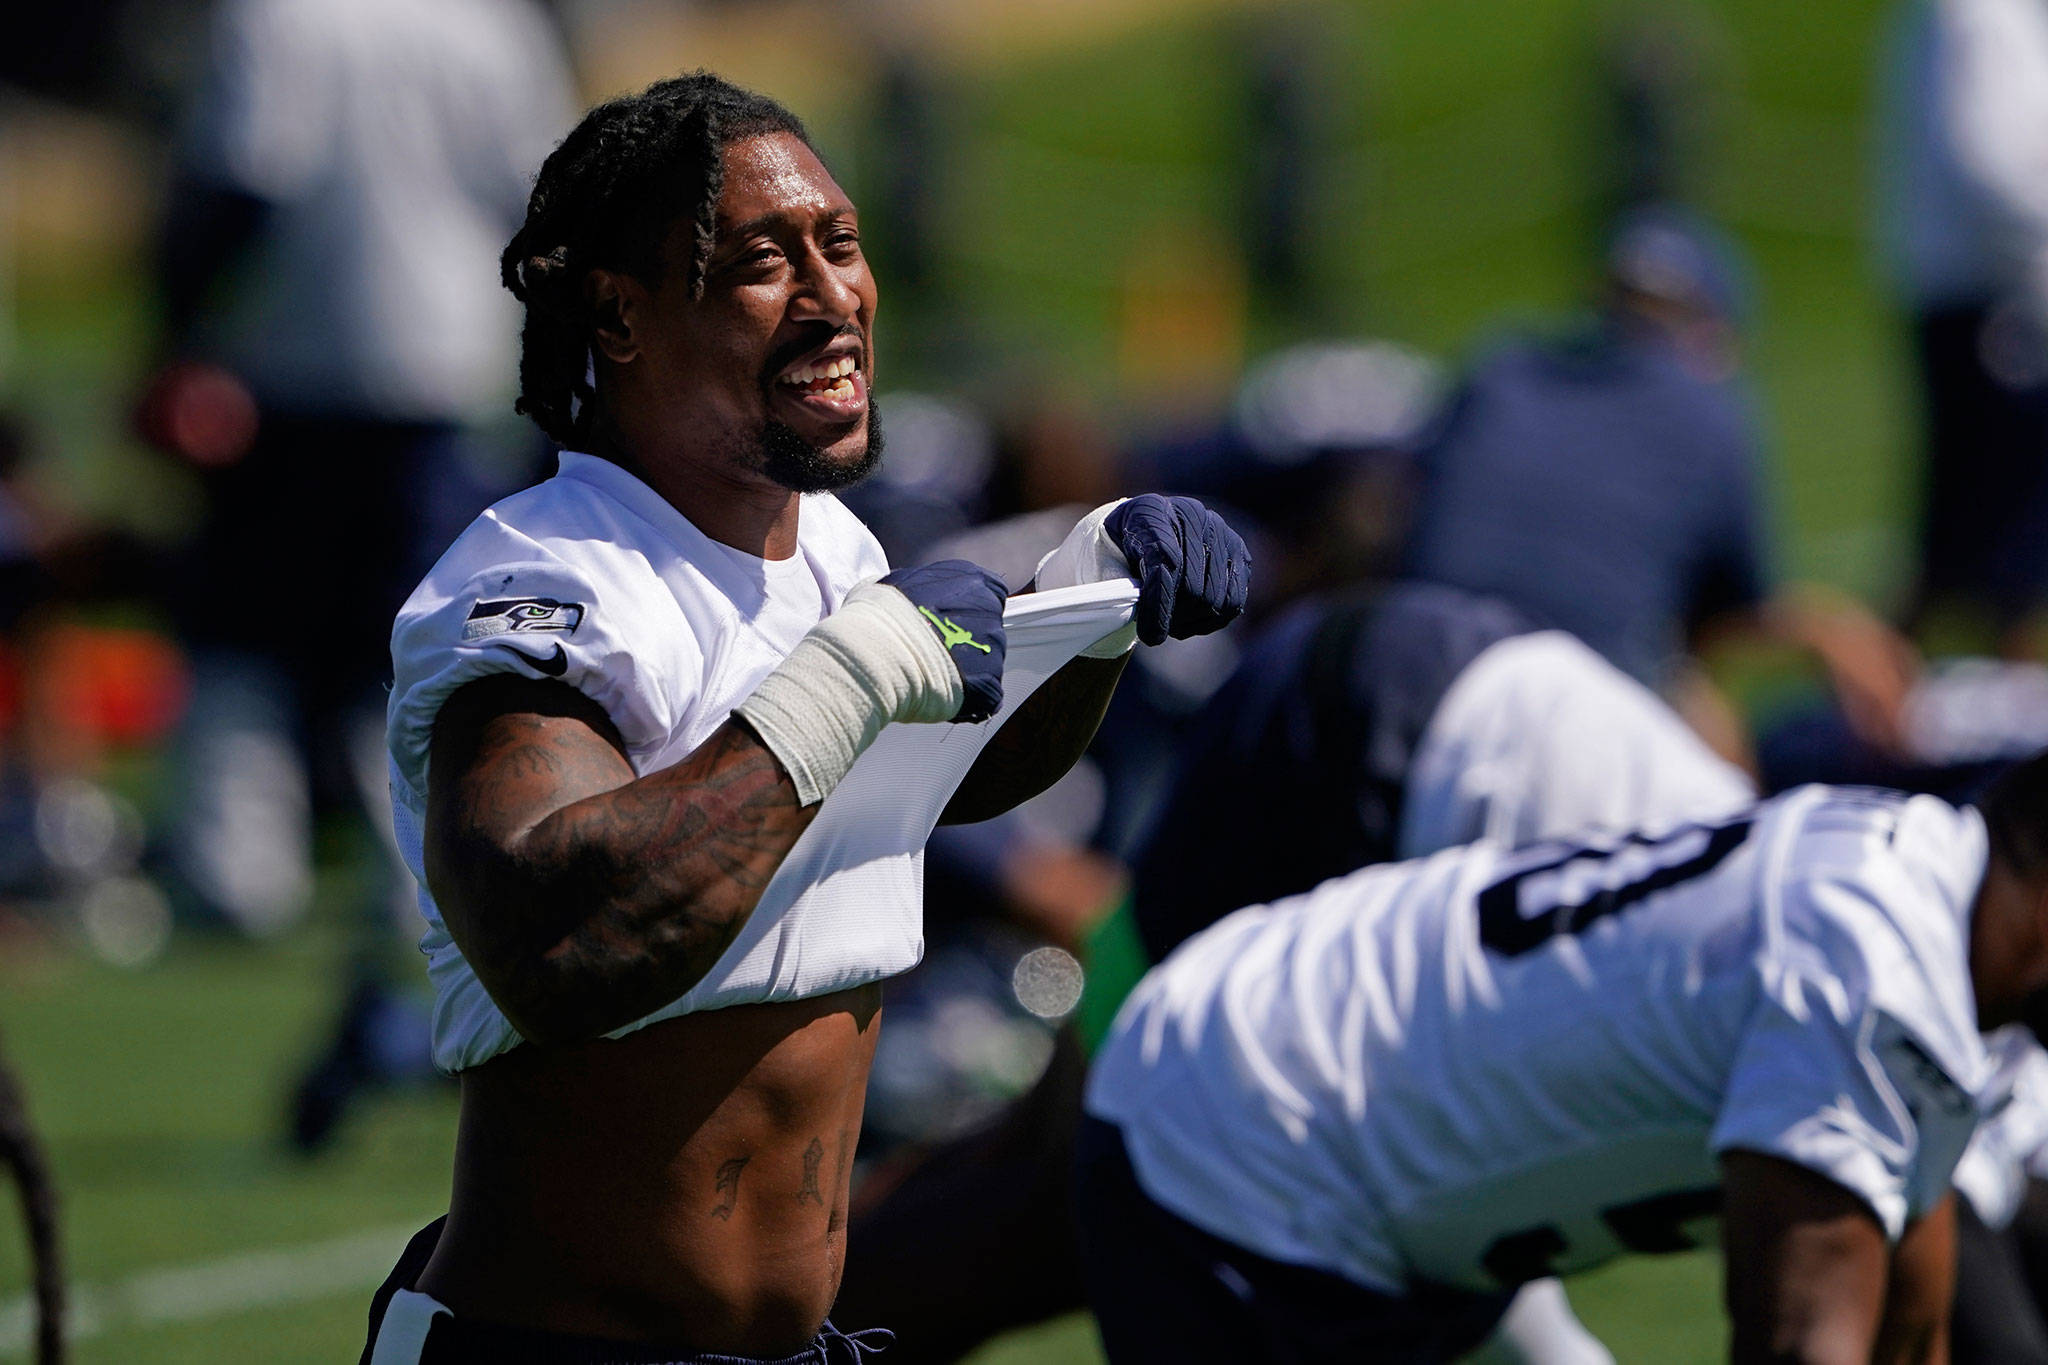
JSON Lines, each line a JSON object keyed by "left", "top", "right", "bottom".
{"left": 1087, "top": 786, "right": 1994, "bottom": 1294}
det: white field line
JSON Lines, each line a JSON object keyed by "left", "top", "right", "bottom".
{"left": 0, "top": 1222, "right": 422, "bottom": 1356}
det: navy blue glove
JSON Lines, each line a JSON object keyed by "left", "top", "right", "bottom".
{"left": 1104, "top": 495, "right": 1251, "bottom": 646}
{"left": 880, "top": 560, "right": 1009, "bottom": 723}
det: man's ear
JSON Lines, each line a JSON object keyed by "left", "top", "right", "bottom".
{"left": 585, "top": 268, "right": 647, "bottom": 365}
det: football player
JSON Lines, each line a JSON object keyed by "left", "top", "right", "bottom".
{"left": 1077, "top": 756, "right": 2048, "bottom": 1361}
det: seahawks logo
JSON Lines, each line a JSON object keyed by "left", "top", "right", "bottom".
{"left": 460, "top": 597, "right": 586, "bottom": 641}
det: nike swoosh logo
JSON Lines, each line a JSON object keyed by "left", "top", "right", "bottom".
{"left": 530, "top": 644, "right": 568, "bottom": 677}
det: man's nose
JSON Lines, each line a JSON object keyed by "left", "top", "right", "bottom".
{"left": 792, "top": 246, "right": 862, "bottom": 324}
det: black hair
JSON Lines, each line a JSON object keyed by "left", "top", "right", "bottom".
{"left": 500, "top": 72, "right": 811, "bottom": 447}
{"left": 1981, "top": 749, "right": 2048, "bottom": 880}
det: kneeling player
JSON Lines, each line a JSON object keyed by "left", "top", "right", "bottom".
{"left": 1077, "top": 760, "right": 2048, "bottom": 1362}
{"left": 837, "top": 583, "right": 1748, "bottom": 1361}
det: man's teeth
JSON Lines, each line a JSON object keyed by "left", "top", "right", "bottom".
{"left": 779, "top": 355, "right": 859, "bottom": 387}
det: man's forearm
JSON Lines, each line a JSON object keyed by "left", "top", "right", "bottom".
{"left": 1721, "top": 1152, "right": 1889, "bottom": 1365}
{"left": 941, "top": 652, "right": 1128, "bottom": 826}
{"left": 1873, "top": 1198, "right": 1955, "bottom": 1365}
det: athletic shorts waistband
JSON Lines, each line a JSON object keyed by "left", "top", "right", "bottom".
{"left": 362, "top": 1218, "right": 892, "bottom": 1365}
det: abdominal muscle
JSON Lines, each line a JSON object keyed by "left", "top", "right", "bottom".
{"left": 417, "top": 982, "right": 882, "bottom": 1356}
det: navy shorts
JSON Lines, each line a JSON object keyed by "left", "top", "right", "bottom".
{"left": 361, "top": 1219, "right": 891, "bottom": 1365}
{"left": 1074, "top": 1117, "right": 1511, "bottom": 1364}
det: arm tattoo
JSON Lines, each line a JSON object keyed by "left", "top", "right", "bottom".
{"left": 712, "top": 1155, "right": 749, "bottom": 1220}
{"left": 424, "top": 676, "right": 823, "bottom": 1044}
{"left": 798, "top": 1137, "right": 825, "bottom": 1206}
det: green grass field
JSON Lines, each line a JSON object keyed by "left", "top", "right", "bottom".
{"left": 0, "top": 0, "right": 1917, "bottom": 1357}
{"left": 0, "top": 931, "right": 1730, "bottom": 1363}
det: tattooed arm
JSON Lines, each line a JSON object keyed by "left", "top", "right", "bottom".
{"left": 940, "top": 652, "right": 1129, "bottom": 826}
{"left": 424, "top": 674, "right": 819, "bottom": 1046}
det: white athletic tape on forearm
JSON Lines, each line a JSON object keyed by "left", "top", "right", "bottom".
{"left": 734, "top": 580, "right": 964, "bottom": 806}
{"left": 1033, "top": 498, "right": 1138, "bottom": 658}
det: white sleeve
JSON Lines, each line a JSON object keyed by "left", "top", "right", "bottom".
{"left": 1710, "top": 971, "right": 1979, "bottom": 1241}
{"left": 1953, "top": 1028, "right": 2048, "bottom": 1228}
{"left": 387, "top": 557, "right": 693, "bottom": 801}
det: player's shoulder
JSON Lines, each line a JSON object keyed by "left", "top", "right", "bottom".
{"left": 392, "top": 456, "right": 718, "bottom": 688}
{"left": 1765, "top": 785, "right": 1988, "bottom": 1075}
{"left": 400, "top": 483, "right": 661, "bottom": 626}
{"left": 386, "top": 464, "right": 707, "bottom": 798}
{"left": 1770, "top": 785, "right": 1986, "bottom": 922}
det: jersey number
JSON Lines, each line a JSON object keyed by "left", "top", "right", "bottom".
{"left": 1476, "top": 816, "right": 1755, "bottom": 958}
{"left": 1475, "top": 816, "right": 1754, "bottom": 1284}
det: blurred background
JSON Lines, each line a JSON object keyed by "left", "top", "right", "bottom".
{"left": 0, "top": 0, "right": 2042, "bottom": 1359}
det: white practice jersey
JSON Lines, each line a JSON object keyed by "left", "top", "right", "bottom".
{"left": 388, "top": 451, "right": 891, "bottom": 1069}
{"left": 1400, "top": 629, "right": 1756, "bottom": 858}
{"left": 1088, "top": 786, "right": 1995, "bottom": 1295}
{"left": 1953, "top": 1025, "right": 2048, "bottom": 1228}
{"left": 389, "top": 451, "right": 1139, "bottom": 1073}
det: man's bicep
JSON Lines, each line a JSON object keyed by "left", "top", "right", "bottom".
{"left": 1721, "top": 1149, "right": 1889, "bottom": 1365}
{"left": 425, "top": 674, "right": 637, "bottom": 867}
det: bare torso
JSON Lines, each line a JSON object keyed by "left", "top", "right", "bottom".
{"left": 418, "top": 983, "right": 881, "bottom": 1356}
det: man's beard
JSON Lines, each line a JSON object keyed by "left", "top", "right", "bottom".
{"left": 756, "top": 399, "right": 885, "bottom": 494}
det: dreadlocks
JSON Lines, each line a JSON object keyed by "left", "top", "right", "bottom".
{"left": 500, "top": 72, "right": 812, "bottom": 447}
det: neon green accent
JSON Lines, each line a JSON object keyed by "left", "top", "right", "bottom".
{"left": 919, "top": 605, "right": 992, "bottom": 653}
{"left": 1076, "top": 896, "right": 1148, "bottom": 1057}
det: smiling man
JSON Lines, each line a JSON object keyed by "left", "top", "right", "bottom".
{"left": 358, "top": 74, "right": 1248, "bottom": 1364}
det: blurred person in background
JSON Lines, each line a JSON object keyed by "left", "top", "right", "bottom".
{"left": 832, "top": 389, "right": 1138, "bottom": 1360}
{"left": 1401, "top": 205, "right": 1918, "bottom": 772}
{"left": 1132, "top": 340, "right": 1443, "bottom": 614}
{"left": 1881, "top": 0, "right": 2048, "bottom": 649}
{"left": 0, "top": 412, "right": 183, "bottom": 942}
{"left": 136, "top": 0, "right": 575, "bottom": 1147}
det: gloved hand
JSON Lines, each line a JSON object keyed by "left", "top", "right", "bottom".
{"left": 1103, "top": 495, "right": 1251, "bottom": 646}
{"left": 735, "top": 558, "right": 1011, "bottom": 806}
{"left": 880, "top": 560, "right": 1009, "bottom": 723}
